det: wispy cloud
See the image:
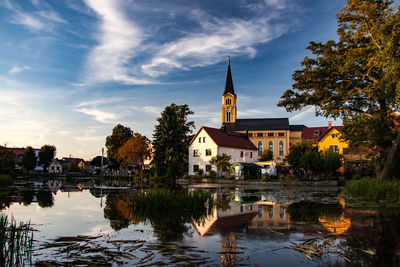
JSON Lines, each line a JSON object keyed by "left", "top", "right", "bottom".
{"left": 290, "top": 107, "right": 315, "bottom": 123}
{"left": 74, "top": 107, "right": 119, "bottom": 124}
{"left": 9, "top": 65, "right": 31, "bottom": 74}
{"left": 3, "top": 0, "right": 67, "bottom": 32}
{"left": 264, "top": 0, "right": 287, "bottom": 9}
{"left": 79, "top": 0, "right": 295, "bottom": 85}
{"left": 82, "top": 0, "right": 153, "bottom": 85}
{"left": 141, "top": 9, "right": 287, "bottom": 77}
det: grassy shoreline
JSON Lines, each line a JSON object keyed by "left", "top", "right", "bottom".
{"left": 344, "top": 178, "right": 400, "bottom": 202}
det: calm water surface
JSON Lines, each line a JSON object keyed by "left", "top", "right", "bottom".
{"left": 1, "top": 181, "right": 400, "bottom": 266}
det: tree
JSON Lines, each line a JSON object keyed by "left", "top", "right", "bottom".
{"left": 320, "top": 150, "right": 343, "bottom": 177}
{"left": 0, "top": 146, "right": 15, "bottom": 174}
{"left": 117, "top": 133, "right": 151, "bottom": 171}
{"left": 105, "top": 124, "right": 134, "bottom": 169}
{"left": 286, "top": 140, "right": 315, "bottom": 173}
{"left": 38, "top": 145, "right": 56, "bottom": 172}
{"left": 22, "top": 146, "right": 37, "bottom": 173}
{"left": 152, "top": 104, "right": 194, "bottom": 177}
{"left": 259, "top": 149, "right": 273, "bottom": 161}
{"left": 278, "top": 0, "right": 400, "bottom": 180}
{"left": 209, "top": 153, "right": 232, "bottom": 178}
{"left": 90, "top": 156, "right": 109, "bottom": 167}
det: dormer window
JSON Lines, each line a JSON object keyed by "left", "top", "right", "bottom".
{"left": 314, "top": 130, "right": 321, "bottom": 136}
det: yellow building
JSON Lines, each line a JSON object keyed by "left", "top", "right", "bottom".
{"left": 301, "top": 124, "right": 349, "bottom": 154}
{"left": 221, "top": 60, "right": 306, "bottom": 160}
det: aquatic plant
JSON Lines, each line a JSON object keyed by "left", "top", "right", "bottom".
{"left": 0, "top": 175, "right": 13, "bottom": 187}
{"left": 0, "top": 214, "right": 34, "bottom": 267}
{"left": 104, "top": 188, "right": 214, "bottom": 240}
{"left": 344, "top": 178, "right": 400, "bottom": 201}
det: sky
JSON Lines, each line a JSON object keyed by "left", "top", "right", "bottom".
{"left": 0, "top": 0, "right": 348, "bottom": 159}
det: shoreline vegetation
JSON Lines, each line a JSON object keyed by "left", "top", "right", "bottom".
{"left": 344, "top": 178, "right": 400, "bottom": 202}
{"left": 0, "top": 214, "right": 34, "bottom": 267}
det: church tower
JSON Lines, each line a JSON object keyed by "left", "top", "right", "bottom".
{"left": 222, "top": 59, "right": 237, "bottom": 124}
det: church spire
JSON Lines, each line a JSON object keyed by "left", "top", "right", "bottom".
{"left": 223, "top": 57, "right": 235, "bottom": 96}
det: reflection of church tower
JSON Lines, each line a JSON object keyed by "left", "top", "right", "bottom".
{"left": 222, "top": 58, "right": 237, "bottom": 124}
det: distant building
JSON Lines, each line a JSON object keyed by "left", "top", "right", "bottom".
{"left": 188, "top": 126, "right": 257, "bottom": 176}
{"left": 220, "top": 60, "right": 307, "bottom": 160}
{"left": 48, "top": 160, "right": 63, "bottom": 174}
{"left": 7, "top": 147, "right": 43, "bottom": 171}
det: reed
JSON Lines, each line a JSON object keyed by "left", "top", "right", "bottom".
{"left": 0, "top": 214, "right": 34, "bottom": 267}
{"left": 344, "top": 178, "right": 400, "bottom": 201}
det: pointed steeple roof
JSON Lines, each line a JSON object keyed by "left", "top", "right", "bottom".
{"left": 223, "top": 58, "right": 236, "bottom": 96}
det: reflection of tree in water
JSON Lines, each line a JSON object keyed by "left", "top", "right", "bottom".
{"left": 36, "top": 191, "right": 54, "bottom": 208}
{"left": 287, "top": 201, "right": 343, "bottom": 222}
{"left": 0, "top": 190, "right": 11, "bottom": 210}
{"left": 21, "top": 190, "right": 35, "bottom": 206}
{"left": 104, "top": 193, "right": 140, "bottom": 231}
{"left": 340, "top": 210, "right": 400, "bottom": 266}
{"left": 103, "top": 189, "right": 214, "bottom": 241}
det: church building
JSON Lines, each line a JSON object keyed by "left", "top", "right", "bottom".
{"left": 221, "top": 60, "right": 306, "bottom": 160}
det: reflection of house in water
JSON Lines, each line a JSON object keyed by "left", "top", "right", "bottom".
{"left": 248, "top": 203, "right": 291, "bottom": 230}
{"left": 47, "top": 180, "right": 63, "bottom": 194}
{"left": 193, "top": 200, "right": 258, "bottom": 237}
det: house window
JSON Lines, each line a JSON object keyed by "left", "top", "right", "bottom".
{"left": 332, "top": 133, "right": 338, "bottom": 139}
{"left": 249, "top": 152, "right": 253, "bottom": 158}
{"left": 248, "top": 133, "right": 253, "bottom": 137}
{"left": 279, "top": 141, "right": 284, "bottom": 156}
{"left": 206, "top": 165, "right": 211, "bottom": 172}
{"left": 268, "top": 141, "right": 273, "bottom": 152}
{"left": 258, "top": 141, "right": 263, "bottom": 156}
{"left": 269, "top": 207, "right": 274, "bottom": 218}
{"left": 203, "top": 137, "right": 206, "bottom": 142}
{"left": 279, "top": 206, "right": 285, "bottom": 219}
{"left": 205, "top": 149, "right": 212, "bottom": 156}
{"left": 193, "top": 150, "right": 199, "bottom": 157}
{"left": 193, "top": 165, "right": 199, "bottom": 172}
{"left": 329, "top": 145, "right": 339, "bottom": 153}
{"left": 278, "top": 132, "right": 285, "bottom": 137}
{"left": 240, "top": 151, "right": 243, "bottom": 157}
{"left": 199, "top": 138, "right": 201, "bottom": 143}
{"left": 226, "top": 109, "right": 231, "bottom": 122}
{"left": 314, "top": 130, "right": 321, "bottom": 136}
{"left": 268, "top": 132, "right": 274, "bottom": 137}
{"left": 257, "top": 133, "right": 263, "bottom": 137}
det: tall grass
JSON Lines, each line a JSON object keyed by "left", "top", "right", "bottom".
{"left": 0, "top": 214, "right": 34, "bottom": 267}
{"left": 344, "top": 178, "right": 400, "bottom": 201}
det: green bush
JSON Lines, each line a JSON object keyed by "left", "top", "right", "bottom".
{"left": 0, "top": 175, "right": 13, "bottom": 186}
{"left": 344, "top": 177, "right": 400, "bottom": 201}
{"left": 196, "top": 168, "right": 204, "bottom": 176}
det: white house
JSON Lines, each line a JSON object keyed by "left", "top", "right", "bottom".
{"left": 48, "top": 160, "right": 62, "bottom": 174}
{"left": 188, "top": 126, "right": 258, "bottom": 175}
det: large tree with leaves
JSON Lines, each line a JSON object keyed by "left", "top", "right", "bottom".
{"left": 105, "top": 124, "right": 133, "bottom": 169}
{"left": 38, "top": 145, "right": 56, "bottom": 172}
{"left": 22, "top": 146, "right": 37, "bottom": 173}
{"left": 278, "top": 0, "right": 400, "bottom": 180}
{"left": 117, "top": 133, "right": 151, "bottom": 171}
{"left": 0, "top": 146, "right": 15, "bottom": 174}
{"left": 152, "top": 104, "right": 194, "bottom": 177}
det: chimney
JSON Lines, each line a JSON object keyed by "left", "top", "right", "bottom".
{"left": 328, "top": 121, "right": 332, "bottom": 128}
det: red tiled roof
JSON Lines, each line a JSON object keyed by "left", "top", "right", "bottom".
{"left": 302, "top": 126, "right": 344, "bottom": 142}
{"left": 189, "top": 126, "right": 257, "bottom": 150}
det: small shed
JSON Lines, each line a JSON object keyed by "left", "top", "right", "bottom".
{"left": 231, "top": 163, "right": 261, "bottom": 180}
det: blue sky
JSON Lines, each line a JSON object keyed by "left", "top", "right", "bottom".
{"left": 0, "top": 0, "right": 347, "bottom": 159}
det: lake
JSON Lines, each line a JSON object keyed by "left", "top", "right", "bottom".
{"left": 1, "top": 179, "right": 400, "bottom": 266}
